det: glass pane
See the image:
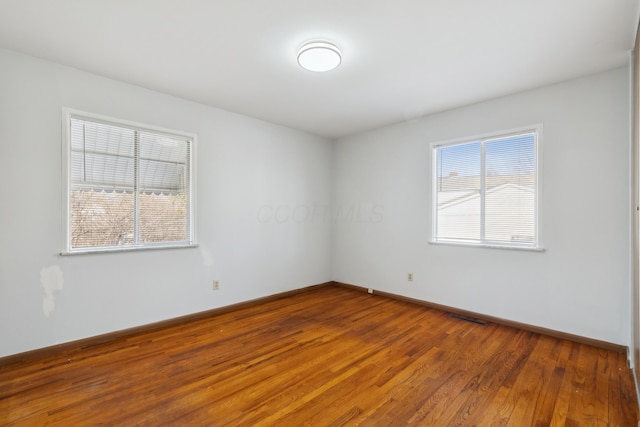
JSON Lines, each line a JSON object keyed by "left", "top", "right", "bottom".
{"left": 435, "top": 141, "right": 481, "bottom": 241}
{"left": 138, "top": 132, "right": 188, "bottom": 193}
{"left": 70, "top": 118, "right": 135, "bottom": 190}
{"left": 70, "top": 189, "right": 134, "bottom": 248}
{"left": 138, "top": 132, "right": 189, "bottom": 243}
{"left": 484, "top": 133, "right": 536, "bottom": 244}
{"left": 139, "top": 193, "right": 188, "bottom": 243}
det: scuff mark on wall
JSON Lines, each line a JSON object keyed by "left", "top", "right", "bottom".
{"left": 41, "top": 265, "right": 64, "bottom": 317}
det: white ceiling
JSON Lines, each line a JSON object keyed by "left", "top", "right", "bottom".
{"left": 0, "top": 0, "right": 638, "bottom": 139}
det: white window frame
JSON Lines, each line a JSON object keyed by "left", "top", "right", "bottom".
{"left": 61, "top": 108, "right": 197, "bottom": 254}
{"left": 429, "top": 125, "right": 543, "bottom": 251}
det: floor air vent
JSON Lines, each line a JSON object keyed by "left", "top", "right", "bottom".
{"left": 449, "top": 314, "right": 488, "bottom": 326}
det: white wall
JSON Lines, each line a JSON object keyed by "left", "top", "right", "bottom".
{"left": 0, "top": 49, "right": 333, "bottom": 358}
{"left": 0, "top": 47, "right": 631, "bottom": 358}
{"left": 332, "top": 67, "right": 631, "bottom": 346}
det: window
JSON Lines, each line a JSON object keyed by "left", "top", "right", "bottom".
{"left": 62, "top": 110, "right": 196, "bottom": 253}
{"left": 431, "top": 126, "right": 541, "bottom": 250}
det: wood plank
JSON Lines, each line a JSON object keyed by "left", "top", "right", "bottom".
{"left": 0, "top": 285, "right": 636, "bottom": 426}
{"left": 338, "top": 282, "right": 628, "bottom": 354}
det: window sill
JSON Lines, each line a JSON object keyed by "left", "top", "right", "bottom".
{"left": 429, "top": 240, "right": 545, "bottom": 252}
{"left": 60, "top": 243, "right": 199, "bottom": 256}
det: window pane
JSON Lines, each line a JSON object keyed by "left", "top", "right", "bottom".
{"left": 484, "top": 134, "right": 535, "bottom": 244}
{"left": 138, "top": 131, "right": 189, "bottom": 193}
{"left": 138, "top": 131, "right": 190, "bottom": 243}
{"left": 140, "top": 193, "right": 187, "bottom": 243}
{"left": 71, "top": 189, "right": 134, "bottom": 248}
{"left": 70, "top": 118, "right": 135, "bottom": 191}
{"left": 435, "top": 141, "right": 481, "bottom": 241}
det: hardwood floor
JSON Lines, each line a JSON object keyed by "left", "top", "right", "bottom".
{"left": 0, "top": 285, "right": 637, "bottom": 426}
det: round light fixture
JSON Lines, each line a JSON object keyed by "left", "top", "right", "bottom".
{"left": 297, "top": 41, "right": 342, "bottom": 72}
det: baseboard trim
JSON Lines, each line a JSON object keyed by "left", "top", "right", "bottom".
{"left": 332, "top": 281, "right": 628, "bottom": 354}
{"left": 0, "top": 282, "right": 331, "bottom": 366}
{"left": 2, "top": 280, "right": 627, "bottom": 366}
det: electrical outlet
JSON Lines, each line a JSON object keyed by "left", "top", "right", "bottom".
{"left": 213, "top": 280, "right": 220, "bottom": 290}
{"left": 408, "top": 273, "right": 413, "bottom": 282}
{"left": 367, "top": 288, "right": 373, "bottom": 294}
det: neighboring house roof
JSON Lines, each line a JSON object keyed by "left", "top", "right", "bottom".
{"left": 437, "top": 182, "right": 534, "bottom": 210}
{"left": 436, "top": 182, "right": 535, "bottom": 243}
{"left": 437, "top": 174, "right": 534, "bottom": 192}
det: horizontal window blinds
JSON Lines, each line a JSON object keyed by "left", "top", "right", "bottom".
{"left": 434, "top": 131, "right": 537, "bottom": 248}
{"left": 68, "top": 114, "right": 193, "bottom": 251}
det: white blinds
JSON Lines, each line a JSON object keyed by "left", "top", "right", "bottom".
{"left": 70, "top": 118, "right": 189, "bottom": 194}
{"left": 68, "top": 114, "right": 192, "bottom": 250}
{"left": 434, "top": 131, "right": 537, "bottom": 248}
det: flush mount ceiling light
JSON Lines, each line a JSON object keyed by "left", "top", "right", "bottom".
{"left": 297, "top": 41, "right": 342, "bottom": 72}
